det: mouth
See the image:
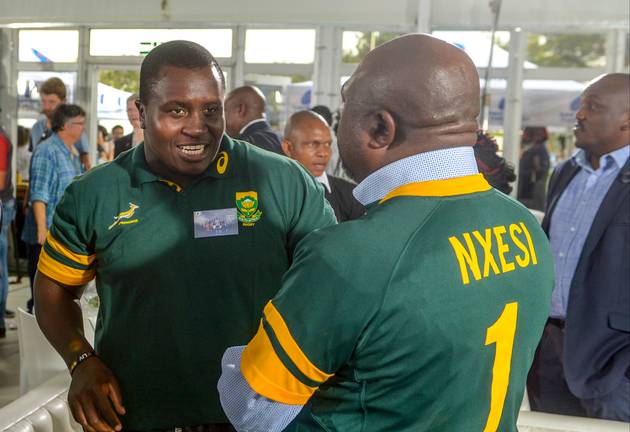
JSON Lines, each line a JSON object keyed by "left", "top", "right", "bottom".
{"left": 176, "top": 143, "right": 210, "bottom": 160}
{"left": 573, "top": 123, "right": 584, "bottom": 135}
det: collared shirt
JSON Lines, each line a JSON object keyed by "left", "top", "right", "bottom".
{"left": 21, "top": 133, "right": 81, "bottom": 244}
{"left": 37, "top": 137, "right": 336, "bottom": 429}
{"left": 238, "top": 118, "right": 267, "bottom": 135}
{"left": 29, "top": 117, "right": 88, "bottom": 154}
{"left": 315, "top": 172, "right": 331, "bottom": 193}
{"left": 549, "top": 145, "right": 630, "bottom": 318}
{"left": 353, "top": 146, "right": 479, "bottom": 206}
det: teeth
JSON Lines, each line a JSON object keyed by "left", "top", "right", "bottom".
{"left": 179, "top": 145, "right": 206, "bottom": 155}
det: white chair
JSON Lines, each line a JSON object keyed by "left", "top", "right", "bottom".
{"left": 45, "top": 394, "right": 82, "bottom": 432}
{"left": 16, "top": 309, "right": 67, "bottom": 395}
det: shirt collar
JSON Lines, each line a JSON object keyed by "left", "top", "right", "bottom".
{"left": 353, "top": 146, "right": 479, "bottom": 206}
{"left": 130, "top": 134, "right": 236, "bottom": 189}
{"left": 239, "top": 118, "right": 267, "bottom": 135}
{"left": 574, "top": 145, "right": 630, "bottom": 173}
{"left": 315, "top": 173, "right": 331, "bottom": 193}
{"left": 50, "top": 133, "right": 79, "bottom": 158}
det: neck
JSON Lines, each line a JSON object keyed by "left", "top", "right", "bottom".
{"left": 57, "top": 133, "right": 76, "bottom": 150}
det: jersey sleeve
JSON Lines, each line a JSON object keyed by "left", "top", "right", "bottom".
{"left": 284, "top": 164, "right": 336, "bottom": 255}
{"left": 37, "top": 183, "right": 96, "bottom": 286}
{"left": 240, "top": 233, "right": 381, "bottom": 404}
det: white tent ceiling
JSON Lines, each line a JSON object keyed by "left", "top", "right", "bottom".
{"left": 1, "top": 0, "right": 628, "bottom": 32}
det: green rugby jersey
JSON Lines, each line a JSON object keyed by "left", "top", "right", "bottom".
{"left": 241, "top": 174, "right": 554, "bottom": 432}
{"left": 38, "top": 136, "right": 336, "bottom": 429}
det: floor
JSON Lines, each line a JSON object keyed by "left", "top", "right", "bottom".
{"left": 0, "top": 276, "right": 31, "bottom": 408}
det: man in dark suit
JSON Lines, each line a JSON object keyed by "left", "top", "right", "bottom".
{"left": 527, "top": 73, "right": 630, "bottom": 422}
{"left": 282, "top": 110, "right": 364, "bottom": 222}
{"left": 224, "top": 85, "right": 283, "bottom": 154}
{"left": 114, "top": 94, "right": 144, "bottom": 158}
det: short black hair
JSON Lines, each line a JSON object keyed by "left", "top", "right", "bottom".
{"left": 51, "top": 104, "right": 86, "bottom": 132}
{"left": 474, "top": 130, "right": 516, "bottom": 195}
{"left": 311, "top": 105, "right": 333, "bottom": 126}
{"left": 139, "top": 40, "right": 225, "bottom": 103}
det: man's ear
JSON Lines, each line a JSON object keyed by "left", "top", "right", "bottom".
{"left": 366, "top": 110, "right": 396, "bottom": 150}
{"left": 237, "top": 102, "right": 247, "bottom": 118}
{"left": 621, "top": 111, "right": 630, "bottom": 131}
{"left": 137, "top": 100, "right": 146, "bottom": 130}
{"left": 281, "top": 139, "right": 292, "bottom": 157}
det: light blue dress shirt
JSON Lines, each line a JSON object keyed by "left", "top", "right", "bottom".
{"left": 549, "top": 145, "right": 630, "bottom": 318}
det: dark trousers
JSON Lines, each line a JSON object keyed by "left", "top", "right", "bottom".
{"left": 26, "top": 243, "right": 41, "bottom": 313}
{"left": 527, "top": 320, "right": 630, "bottom": 421}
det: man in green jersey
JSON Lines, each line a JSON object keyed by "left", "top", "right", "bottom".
{"left": 33, "top": 41, "right": 335, "bottom": 432}
{"left": 218, "top": 34, "right": 554, "bottom": 432}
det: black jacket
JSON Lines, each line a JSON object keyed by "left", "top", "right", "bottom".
{"left": 542, "top": 156, "right": 630, "bottom": 398}
{"left": 114, "top": 133, "right": 134, "bottom": 158}
{"left": 325, "top": 175, "right": 365, "bottom": 222}
{"left": 237, "top": 120, "right": 283, "bottom": 155}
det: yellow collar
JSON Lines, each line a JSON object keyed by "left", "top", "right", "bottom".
{"left": 379, "top": 174, "right": 491, "bottom": 204}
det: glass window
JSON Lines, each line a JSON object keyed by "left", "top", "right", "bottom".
{"left": 431, "top": 31, "right": 512, "bottom": 68}
{"left": 244, "top": 73, "right": 312, "bottom": 128}
{"left": 19, "top": 30, "right": 79, "bottom": 63}
{"left": 245, "top": 30, "right": 315, "bottom": 64}
{"left": 90, "top": 29, "right": 233, "bottom": 57}
{"left": 524, "top": 33, "right": 606, "bottom": 68}
{"left": 17, "top": 71, "right": 77, "bottom": 119}
{"left": 342, "top": 31, "right": 402, "bottom": 64}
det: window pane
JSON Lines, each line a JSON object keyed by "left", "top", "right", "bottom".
{"left": 18, "top": 71, "right": 77, "bottom": 118}
{"left": 524, "top": 33, "right": 606, "bottom": 68}
{"left": 90, "top": 29, "right": 233, "bottom": 57}
{"left": 342, "top": 31, "right": 402, "bottom": 64}
{"left": 19, "top": 30, "right": 79, "bottom": 63}
{"left": 245, "top": 30, "right": 315, "bottom": 64}
{"left": 431, "top": 31, "right": 513, "bottom": 68}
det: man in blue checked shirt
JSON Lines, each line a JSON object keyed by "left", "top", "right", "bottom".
{"left": 22, "top": 104, "right": 84, "bottom": 313}
{"left": 528, "top": 73, "right": 630, "bottom": 422}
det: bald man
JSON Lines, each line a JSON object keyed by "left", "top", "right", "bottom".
{"left": 527, "top": 73, "right": 630, "bottom": 422}
{"left": 224, "top": 85, "right": 283, "bottom": 154}
{"left": 218, "top": 34, "right": 553, "bottom": 431}
{"left": 283, "top": 111, "right": 364, "bottom": 222}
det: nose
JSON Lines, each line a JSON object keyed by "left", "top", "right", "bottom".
{"left": 183, "top": 110, "right": 208, "bottom": 136}
{"left": 575, "top": 104, "right": 586, "bottom": 121}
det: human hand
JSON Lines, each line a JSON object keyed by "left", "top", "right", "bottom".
{"left": 37, "top": 228, "right": 47, "bottom": 246}
{"left": 68, "top": 357, "right": 126, "bottom": 432}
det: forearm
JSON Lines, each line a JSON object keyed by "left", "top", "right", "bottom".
{"left": 34, "top": 272, "right": 91, "bottom": 369}
{"left": 32, "top": 201, "right": 47, "bottom": 232}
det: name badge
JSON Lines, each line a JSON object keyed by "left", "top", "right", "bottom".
{"left": 193, "top": 208, "right": 239, "bottom": 238}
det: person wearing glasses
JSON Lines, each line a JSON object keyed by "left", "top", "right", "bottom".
{"left": 22, "top": 104, "right": 84, "bottom": 312}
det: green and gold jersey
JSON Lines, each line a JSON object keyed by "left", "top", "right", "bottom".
{"left": 37, "top": 136, "right": 336, "bottom": 430}
{"left": 241, "top": 174, "right": 554, "bottom": 432}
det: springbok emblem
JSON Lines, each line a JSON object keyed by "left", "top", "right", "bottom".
{"left": 108, "top": 203, "right": 140, "bottom": 230}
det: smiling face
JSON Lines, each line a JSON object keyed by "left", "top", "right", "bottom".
{"left": 139, "top": 65, "right": 225, "bottom": 186}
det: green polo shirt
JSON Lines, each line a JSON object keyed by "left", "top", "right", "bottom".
{"left": 38, "top": 135, "right": 336, "bottom": 429}
{"left": 241, "top": 174, "right": 553, "bottom": 431}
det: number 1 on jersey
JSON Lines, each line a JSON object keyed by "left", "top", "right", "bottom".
{"left": 483, "top": 302, "right": 518, "bottom": 432}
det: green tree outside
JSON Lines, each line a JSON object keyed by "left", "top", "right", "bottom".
{"left": 499, "top": 34, "right": 607, "bottom": 68}
{"left": 99, "top": 69, "right": 140, "bottom": 94}
{"left": 343, "top": 32, "right": 401, "bottom": 63}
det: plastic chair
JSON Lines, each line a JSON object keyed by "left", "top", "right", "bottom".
{"left": 16, "top": 308, "right": 67, "bottom": 395}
